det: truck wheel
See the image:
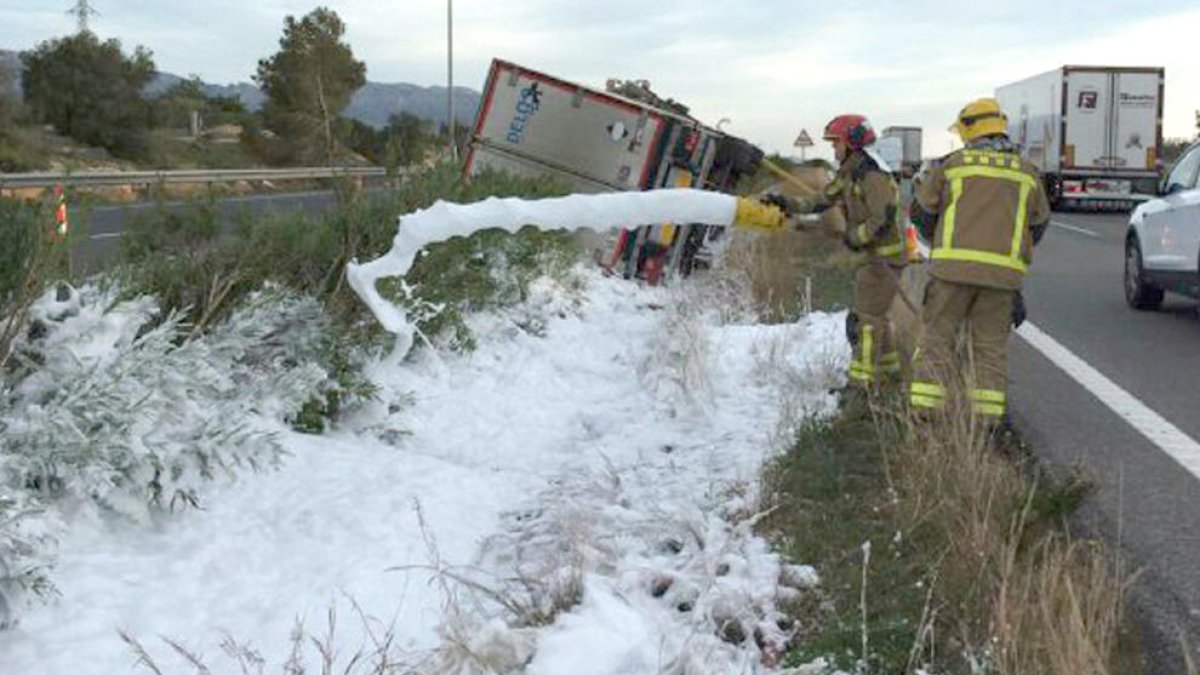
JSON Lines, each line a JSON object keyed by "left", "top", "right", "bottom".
{"left": 1125, "top": 236, "right": 1164, "bottom": 310}
{"left": 1047, "top": 176, "right": 1062, "bottom": 211}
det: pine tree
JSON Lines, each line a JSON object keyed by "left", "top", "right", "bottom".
{"left": 254, "top": 7, "right": 366, "bottom": 165}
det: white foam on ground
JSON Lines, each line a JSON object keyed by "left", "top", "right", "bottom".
{"left": 0, "top": 270, "right": 848, "bottom": 674}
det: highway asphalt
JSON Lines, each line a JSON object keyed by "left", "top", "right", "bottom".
{"left": 1013, "top": 210, "right": 1200, "bottom": 672}
{"left": 73, "top": 190, "right": 344, "bottom": 272}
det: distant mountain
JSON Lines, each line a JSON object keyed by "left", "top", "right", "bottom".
{"left": 346, "top": 81, "right": 480, "bottom": 130}
{"left": 148, "top": 71, "right": 480, "bottom": 129}
{"left": 147, "top": 72, "right": 268, "bottom": 112}
{"left": 3, "top": 48, "right": 481, "bottom": 129}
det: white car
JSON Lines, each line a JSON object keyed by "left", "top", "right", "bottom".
{"left": 1125, "top": 141, "right": 1200, "bottom": 309}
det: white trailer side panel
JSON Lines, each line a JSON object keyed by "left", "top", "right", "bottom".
{"left": 466, "top": 60, "right": 669, "bottom": 193}
{"left": 997, "top": 68, "right": 1064, "bottom": 173}
{"left": 882, "top": 126, "right": 922, "bottom": 166}
{"left": 1112, "top": 71, "right": 1161, "bottom": 172}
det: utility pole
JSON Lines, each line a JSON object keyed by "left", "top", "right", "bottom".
{"left": 447, "top": 0, "right": 457, "bottom": 161}
{"left": 66, "top": 0, "right": 99, "bottom": 34}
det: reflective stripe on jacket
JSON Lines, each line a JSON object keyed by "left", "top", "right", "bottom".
{"left": 914, "top": 143, "right": 1050, "bottom": 290}
{"left": 832, "top": 151, "right": 906, "bottom": 266}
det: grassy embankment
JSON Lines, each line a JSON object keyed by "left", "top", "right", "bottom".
{"left": 729, "top": 212, "right": 1135, "bottom": 673}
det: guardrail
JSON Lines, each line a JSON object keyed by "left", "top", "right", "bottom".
{"left": 0, "top": 166, "right": 389, "bottom": 189}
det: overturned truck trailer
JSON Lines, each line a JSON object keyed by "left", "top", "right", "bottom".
{"left": 464, "top": 58, "right": 763, "bottom": 282}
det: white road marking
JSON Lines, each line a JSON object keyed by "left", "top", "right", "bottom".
{"left": 89, "top": 232, "right": 121, "bottom": 240}
{"left": 1051, "top": 220, "right": 1102, "bottom": 238}
{"left": 1017, "top": 321, "right": 1200, "bottom": 479}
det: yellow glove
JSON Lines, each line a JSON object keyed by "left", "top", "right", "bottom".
{"left": 734, "top": 198, "right": 786, "bottom": 230}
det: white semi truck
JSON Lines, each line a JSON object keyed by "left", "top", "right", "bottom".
{"left": 995, "top": 66, "right": 1164, "bottom": 209}
{"left": 881, "top": 126, "right": 922, "bottom": 175}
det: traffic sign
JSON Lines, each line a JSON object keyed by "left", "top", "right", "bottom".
{"left": 794, "top": 129, "right": 814, "bottom": 148}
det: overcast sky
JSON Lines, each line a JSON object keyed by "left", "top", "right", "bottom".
{"left": 3, "top": 1, "right": 1197, "bottom": 159}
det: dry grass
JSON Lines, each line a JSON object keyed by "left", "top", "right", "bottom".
{"left": 745, "top": 224, "right": 1134, "bottom": 672}
{"left": 120, "top": 603, "right": 423, "bottom": 675}
{"left": 722, "top": 227, "right": 857, "bottom": 324}
{"left": 989, "top": 538, "right": 1128, "bottom": 674}
{"left": 118, "top": 500, "right": 569, "bottom": 674}
{"left": 728, "top": 183, "right": 1135, "bottom": 672}
{"left": 876, "top": 392, "right": 1133, "bottom": 674}
{"left": 763, "top": 394, "right": 1133, "bottom": 673}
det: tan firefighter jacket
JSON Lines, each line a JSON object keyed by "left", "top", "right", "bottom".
{"left": 913, "top": 140, "right": 1051, "bottom": 290}
{"left": 814, "top": 150, "right": 906, "bottom": 267}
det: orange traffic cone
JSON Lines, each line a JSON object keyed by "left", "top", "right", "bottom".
{"left": 905, "top": 224, "right": 921, "bottom": 261}
{"left": 52, "top": 184, "right": 69, "bottom": 242}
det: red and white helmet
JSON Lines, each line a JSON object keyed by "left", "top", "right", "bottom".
{"left": 823, "top": 114, "right": 876, "bottom": 150}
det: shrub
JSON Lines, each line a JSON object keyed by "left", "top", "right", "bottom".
{"left": 0, "top": 197, "right": 69, "bottom": 369}
{"left": 3, "top": 286, "right": 328, "bottom": 516}
{"left": 0, "top": 286, "right": 332, "bottom": 623}
{"left": 117, "top": 163, "right": 580, "bottom": 351}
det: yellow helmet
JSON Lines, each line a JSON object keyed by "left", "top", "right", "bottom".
{"left": 950, "top": 98, "right": 1008, "bottom": 142}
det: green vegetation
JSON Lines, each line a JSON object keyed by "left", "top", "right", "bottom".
{"left": 761, "top": 407, "right": 1128, "bottom": 674}
{"left": 1, "top": 7, "right": 450, "bottom": 173}
{"left": 151, "top": 76, "right": 249, "bottom": 132}
{"left": 1162, "top": 137, "right": 1196, "bottom": 166}
{"left": 763, "top": 412, "right": 930, "bottom": 670}
{"left": 20, "top": 32, "right": 156, "bottom": 160}
{"left": 749, "top": 214, "right": 1132, "bottom": 673}
{"left": 0, "top": 162, "right": 583, "bottom": 622}
{"left": 253, "top": 7, "right": 366, "bottom": 166}
{"left": 338, "top": 112, "right": 438, "bottom": 169}
{"left": 0, "top": 125, "right": 54, "bottom": 173}
{"left": 115, "top": 163, "right": 574, "bottom": 339}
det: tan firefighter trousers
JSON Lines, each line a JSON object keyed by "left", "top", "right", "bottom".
{"left": 909, "top": 278, "right": 1015, "bottom": 418}
{"left": 849, "top": 260, "right": 902, "bottom": 387}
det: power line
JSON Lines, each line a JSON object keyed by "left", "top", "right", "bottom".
{"left": 66, "top": 0, "right": 99, "bottom": 34}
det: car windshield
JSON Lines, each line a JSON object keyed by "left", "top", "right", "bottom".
{"left": 1165, "top": 146, "right": 1200, "bottom": 192}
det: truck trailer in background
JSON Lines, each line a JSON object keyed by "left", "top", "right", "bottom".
{"left": 465, "top": 59, "right": 763, "bottom": 281}
{"left": 995, "top": 66, "right": 1164, "bottom": 210}
{"left": 881, "top": 126, "right": 922, "bottom": 175}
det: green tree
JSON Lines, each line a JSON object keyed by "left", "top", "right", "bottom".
{"left": 152, "top": 75, "right": 248, "bottom": 131}
{"left": 20, "top": 32, "right": 156, "bottom": 159}
{"left": 1161, "top": 138, "right": 1193, "bottom": 165}
{"left": 254, "top": 7, "right": 366, "bottom": 165}
{"left": 385, "top": 112, "right": 432, "bottom": 168}
{"left": 336, "top": 117, "right": 385, "bottom": 163}
{"left": 0, "top": 60, "right": 16, "bottom": 126}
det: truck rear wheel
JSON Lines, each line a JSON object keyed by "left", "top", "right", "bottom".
{"left": 1046, "top": 175, "right": 1062, "bottom": 211}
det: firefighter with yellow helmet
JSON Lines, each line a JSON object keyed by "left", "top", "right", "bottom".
{"left": 766, "top": 114, "right": 907, "bottom": 391}
{"left": 909, "top": 98, "right": 1051, "bottom": 424}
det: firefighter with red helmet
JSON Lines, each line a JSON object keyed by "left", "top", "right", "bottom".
{"left": 766, "top": 114, "right": 907, "bottom": 391}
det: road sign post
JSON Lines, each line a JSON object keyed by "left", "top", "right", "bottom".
{"left": 794, "top": 129, "right": 814, "bottom": 162}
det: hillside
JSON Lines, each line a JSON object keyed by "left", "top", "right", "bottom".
{"left": 149, "top": 68, "right": 482, "bottom": 130}
{"left": 3, "top": 49, "right": 481, "bottom": 129}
